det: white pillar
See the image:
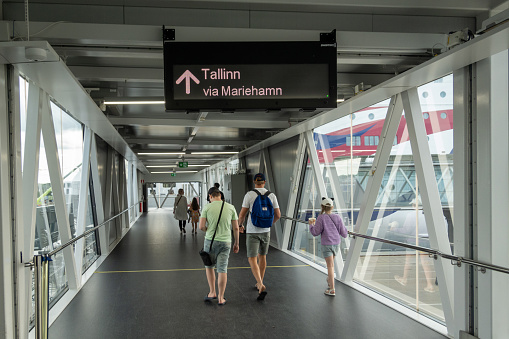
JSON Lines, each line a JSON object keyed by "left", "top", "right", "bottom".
{"left": 401, "top": 88, "right": 455, "bottom": 335}
{"left": 475, "top": 49, "right": 509, "bottom": 339}
{"left": 0, "top": 65, "right": 15, "bottom": 339}
{"left": 453, "top": 66, "right": 471, "bottom": 337}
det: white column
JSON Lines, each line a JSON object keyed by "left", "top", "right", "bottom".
{"left": 475, "top": 50, "right": 509, "bottom": 339}
{"left": 10, "top": 69, "right": 30, "bottom": 339}
{"left": 73, "top": 127, "right": 92, "bottom": 285}
{"left": 0, "top": 65, "right": 15, "bottom": 339}
{"left": 342, "top": 95, "right": 403, "bottom": 282}
{"left": 22, "top": 84, "right": 42, "bottom": 261}
{"left": 40, "top": 92, "right": 79, "bottom": 290}
{"left": 401, "top": 88, "right": 455, "bottom": 335}
{"left": 19, "top": 82, "right": 43, "bottom": 338}
{"left": 453, "top": 67, "right": 471, "bottom": 337}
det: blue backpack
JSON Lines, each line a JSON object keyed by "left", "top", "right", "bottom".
{"left": 250, "top": 189, "right": 274, "bottom": 228}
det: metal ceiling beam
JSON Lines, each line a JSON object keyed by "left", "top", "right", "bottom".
{"left": 126, "top": 138, "right": 258, "bottom": 146}
{"left": 109, "top": 116, "right": 291, "bottom": 129}
{"left": 7, "top": 21, "right": 445, "bottom": 47}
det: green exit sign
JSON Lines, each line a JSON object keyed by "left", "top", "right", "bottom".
{"left": 178, "top": 161, "right": 188, "bottom": 168}
{"left": 171, "top": 173, "right": 176, "bottom": 177}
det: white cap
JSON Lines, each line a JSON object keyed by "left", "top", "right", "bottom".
{"left": 321, "top": 197, "right": 334, "bottom": 207}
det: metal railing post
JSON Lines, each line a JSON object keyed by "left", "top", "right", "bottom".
{"left": 34, "top": 254, "right": 50, "bottom": 339}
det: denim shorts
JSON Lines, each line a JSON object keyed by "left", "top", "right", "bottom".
{"left": 321, "top": 244, "right": 340, "bottom": 258}
{"left": 246, "top": 233, "right": 270, "bottom": 258}
{"left": 203, "top": 239, "right": 231, "bottom": 273}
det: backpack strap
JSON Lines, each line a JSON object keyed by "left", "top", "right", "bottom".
{"left": 252, "top": 189, "right": 261, "bottom": 196}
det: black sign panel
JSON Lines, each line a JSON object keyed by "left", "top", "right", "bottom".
{"left": 164, "top": 41, "right": 337, "bottom": 111}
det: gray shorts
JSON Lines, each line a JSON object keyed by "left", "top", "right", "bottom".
{"left": 246, "top": 233, "right": 270, "bottom": 258}
{"left": 321, "top": 244, "right": 340, "bottom": 258}
{"left": 203, "top": 239, "right": 231, "bottom": 273}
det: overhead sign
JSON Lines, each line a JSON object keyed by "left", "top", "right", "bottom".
{"left": 164, "top": 41, "right": 337, "bottom": 111}
{"left": 171, "top": 173, "right": 176, "bottom": 177}
{"left": 178, "top": 161, "right": 188, "bottom": 168}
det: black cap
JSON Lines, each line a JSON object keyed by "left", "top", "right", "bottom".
{"left": 254, "top": 173, "right": 266, "bottom": 181}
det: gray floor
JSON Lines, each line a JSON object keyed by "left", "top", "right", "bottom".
{"left": 49, "top": 210, "right": 448, "bottom": 338}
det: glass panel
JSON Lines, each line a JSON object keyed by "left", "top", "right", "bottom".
{"left": 290, "top": 153, "right": 326, "bottom": 266}
{"left": 356, "top": 240, "right": 443, "bottom": 320}
{"left": 314, "top": 100, "right": 390, "bottom": 239}
{"left": 33, "top": 133, "right": 68, "bottom": 325}
{"left": 349, "top": 75, "right": 453, "bottom": 322}
{"left": 51, "top": 102, "right": 84, "bottom": 240}
{"left": 83, "top": 188, "right": 99, "bottom": 272}
{"left": 310, "top": 89, "right": 451, "bottom": 323}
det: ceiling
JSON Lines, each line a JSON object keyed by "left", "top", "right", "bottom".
{"left": 2, "top": 0, "right": 508, "bottom": 173}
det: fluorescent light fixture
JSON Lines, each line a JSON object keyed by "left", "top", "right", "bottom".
{"left": 150, "top": 171, "right": 198, "bottom": 174}
{"left": 191, "top": 151, "right": 238, "bottom": 155}
{"left": 137, "top": 152, "right": 185, "bottom": 155}
{"left": 337, "top": 99, "right": 345, "bottom": 103}
{"left": 104, "top": 101, "right": 165, "bottom": 105}
{"left": 146, "top": 164, "right": 210, "bottom": 168}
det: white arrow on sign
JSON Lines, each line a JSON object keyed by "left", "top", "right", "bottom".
{"left": 176, "top": 70, "right": 200, "bottom": 94}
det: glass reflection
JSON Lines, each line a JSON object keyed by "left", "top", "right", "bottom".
{"left": 298, "top": 74, "right": 454, "bottom": 324}
{"left": 290, "top": 155, "right": 327, "bottom": 266}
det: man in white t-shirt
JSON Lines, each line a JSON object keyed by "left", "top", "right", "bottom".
{"left": 238, "top": 173, "right": 281, "bottom": 300}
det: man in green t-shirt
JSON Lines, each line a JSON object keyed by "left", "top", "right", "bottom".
{"left": 199, "top": 187, "right": 239, "bottom": 305}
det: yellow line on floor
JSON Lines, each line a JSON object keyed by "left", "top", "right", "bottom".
{"left": 95, "top": 264, "right": 309, "bottom": 274}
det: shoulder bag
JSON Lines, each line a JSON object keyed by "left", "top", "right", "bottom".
{"left": 199, "top": 201, "right": 225, "bottom": 266}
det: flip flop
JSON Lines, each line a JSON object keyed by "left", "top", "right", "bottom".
{"left": 257, "top": 291, "right": 267, "bottom": 301}
{"left": 204, "top": 295, "right": 217, "bottom": 302}
{"left": 218, "top": 299, "right": 227, "bottom": 306}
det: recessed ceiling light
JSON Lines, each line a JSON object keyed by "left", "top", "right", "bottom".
{"left": 191, "top": 151, "right": 238, "bottom": 155}
{"left": 137, "top": 152, "right": 185, "bottom": 155}
{"left": 150, "top": 171, "right": 198, "bottom": 174}
{"left": 146, "top": 164, "right": 210, "bottom": 168}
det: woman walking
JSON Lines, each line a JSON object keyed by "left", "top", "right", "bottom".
{"left": 308, "top": 197, "right": 348, "bottom": 297}
{"left": 174, "top": 188, "right": 188, "bottom": 234}
{"left": 189, "top": 197, "right": 201, "bottom": 234}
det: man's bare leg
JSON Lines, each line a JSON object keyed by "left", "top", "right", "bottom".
{"left": 205, "top": 267, "right": 216, "bottom": 298}
{"left": 217, "top": 273, "right": 227, "bottom": 303}
{"left": 248, "top": 256, "right": 264, "bottom": 289}
{"left": 258, "top": 254, "right": 267, "bottom": 282}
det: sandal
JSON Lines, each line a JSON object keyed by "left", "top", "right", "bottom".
{"left": 204, "top": 294, "right": 217, "bottom": 302}
{"left": 324, "top": 288, "right": 335, "bottom": 297}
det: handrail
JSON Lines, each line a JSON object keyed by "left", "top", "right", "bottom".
{"left": 281, "top": 215, "right": 509, "bottom": 275}
{"left": 46, "top": 201, "right": 142, "bottom": 257}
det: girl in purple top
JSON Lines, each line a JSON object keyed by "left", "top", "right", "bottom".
{"left": 308, "top": 197, "right": 348, "bottom": 297}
